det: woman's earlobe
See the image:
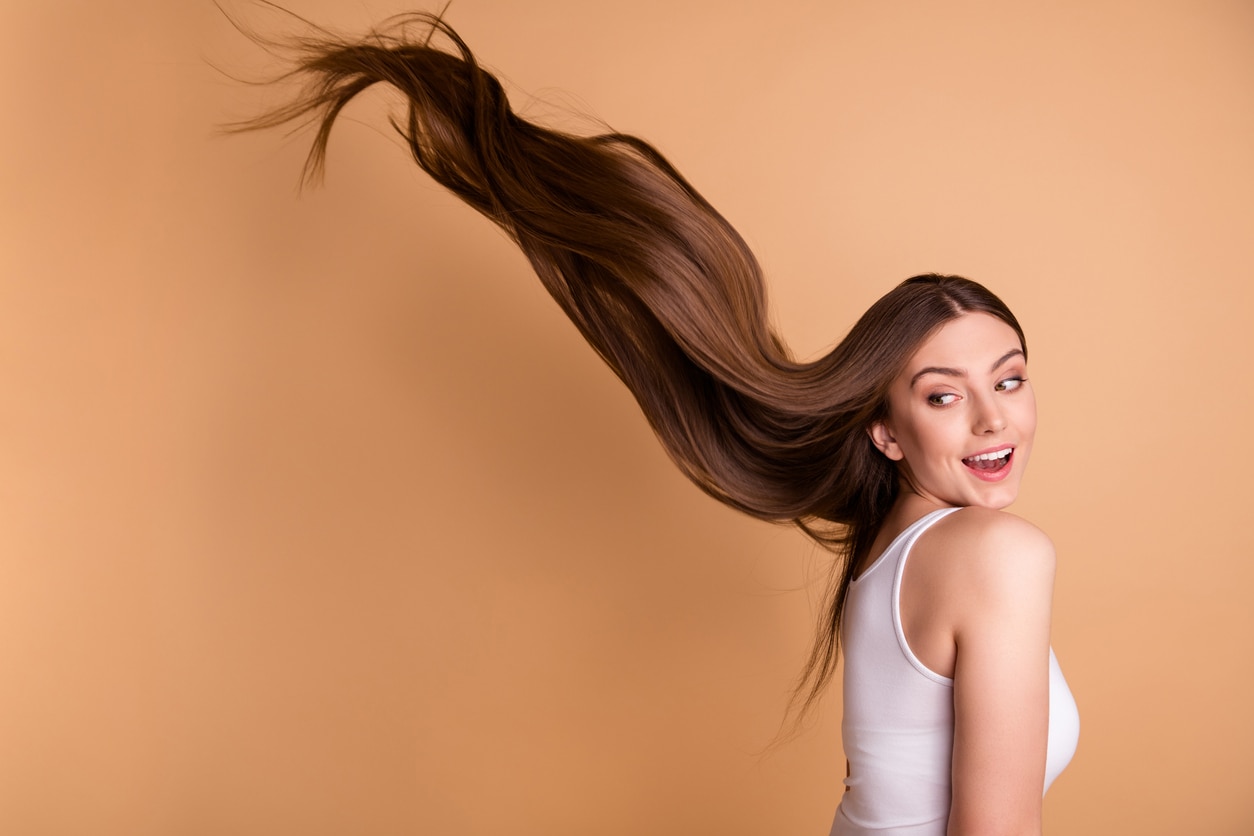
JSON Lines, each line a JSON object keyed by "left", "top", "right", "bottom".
{"left": 868, "top": 422, "right": 905, "bottom": 461}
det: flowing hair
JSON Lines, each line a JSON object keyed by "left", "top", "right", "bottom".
{"left": 226, "top": 9, "right": 1026, "bottom": 722}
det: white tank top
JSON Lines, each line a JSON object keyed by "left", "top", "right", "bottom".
{"left": 831, "top": 508, "right": 1079, "bottom": 836}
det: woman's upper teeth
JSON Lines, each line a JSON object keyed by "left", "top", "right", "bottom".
{"left": 967, "top": 448, "right": 1012, "bottom": 462}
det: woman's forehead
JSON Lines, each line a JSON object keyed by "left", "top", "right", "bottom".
{"left": 905, "top": 313, "right": 1025, "bottom": 371}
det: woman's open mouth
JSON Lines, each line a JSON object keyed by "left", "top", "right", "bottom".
{"left": 962, "top": 447, "right": 1014, "bottom": 481}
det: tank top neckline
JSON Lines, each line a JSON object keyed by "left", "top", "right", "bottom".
{"left": 850, "top": 507, "right": 960, "bottom": 586}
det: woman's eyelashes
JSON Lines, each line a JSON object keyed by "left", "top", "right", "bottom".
{"left": 926, "top": 376, "right": 1028, "bottom": 406}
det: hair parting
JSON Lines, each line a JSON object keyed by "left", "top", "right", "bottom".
{"left": 227, "top": 9, "right": 1027, "bottom": 724}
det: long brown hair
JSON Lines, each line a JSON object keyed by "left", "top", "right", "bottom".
{"left": 227, "top": 10, "right": 1027, "bottom": 720}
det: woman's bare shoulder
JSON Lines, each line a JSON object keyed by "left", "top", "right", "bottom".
{"left": 932, "top": 506, "right": 1053, "bottom": 548}
{"left": 922, "top": 506, "right": 1056, "bottom": 593}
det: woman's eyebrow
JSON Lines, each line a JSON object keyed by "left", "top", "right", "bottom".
{"left": 909, "top": 349, "right": 1025, "bottom": 388}
{"left": 991, "top": 348, "right": 1025, "bottom": 370}
{"left": 910, "top": 366, "right": 963, "bottom": 388}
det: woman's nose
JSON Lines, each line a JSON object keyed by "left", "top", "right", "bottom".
{"left": 973, "top": 396, "right": 1007, "bottom": 434}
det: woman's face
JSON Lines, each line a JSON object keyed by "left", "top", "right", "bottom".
{"left": 869, "top": 312, "right": 1036, "bottom": 510}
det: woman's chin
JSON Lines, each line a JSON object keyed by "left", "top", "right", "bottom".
{"left": 968, "top": 483, "right": 1022, "bottom": 511}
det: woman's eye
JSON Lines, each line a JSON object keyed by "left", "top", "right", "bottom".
{"left": 995, "top": 376, "right": 1026, "bottom": 392}
{"left": 927, "top": 393, "right": 958, "bottom": 406}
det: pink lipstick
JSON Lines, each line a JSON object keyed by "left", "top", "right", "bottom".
{"left": 962, "top": 445, "right": 1014, "bottom": 482}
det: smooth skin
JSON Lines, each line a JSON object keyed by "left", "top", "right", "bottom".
{"left": 863, "top": 312, "right": 1054, "bottom": 836}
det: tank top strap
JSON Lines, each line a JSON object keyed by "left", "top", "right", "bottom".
{"left": 890, "top": 507, "right": 962, "bottom": 685}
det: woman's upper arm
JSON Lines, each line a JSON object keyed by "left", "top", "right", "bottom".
{"left": 944, "top": 512, "right": 1056, "bottom": 836}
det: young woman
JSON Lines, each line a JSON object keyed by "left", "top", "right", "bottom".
{"left": 236, "top": 12, "right": 1079, "bottom": 834}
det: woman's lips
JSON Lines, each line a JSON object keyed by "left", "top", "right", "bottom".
{"left": 963, "top": 447, "right": 1014, "bottom": 482}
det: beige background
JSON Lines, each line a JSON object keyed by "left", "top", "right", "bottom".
{"left": 3, "top": 1, "right": 1252, "bottom": 833}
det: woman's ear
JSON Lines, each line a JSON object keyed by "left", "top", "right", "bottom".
{"left": 867, "top": 421, "right": 905, "bottom": 461}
